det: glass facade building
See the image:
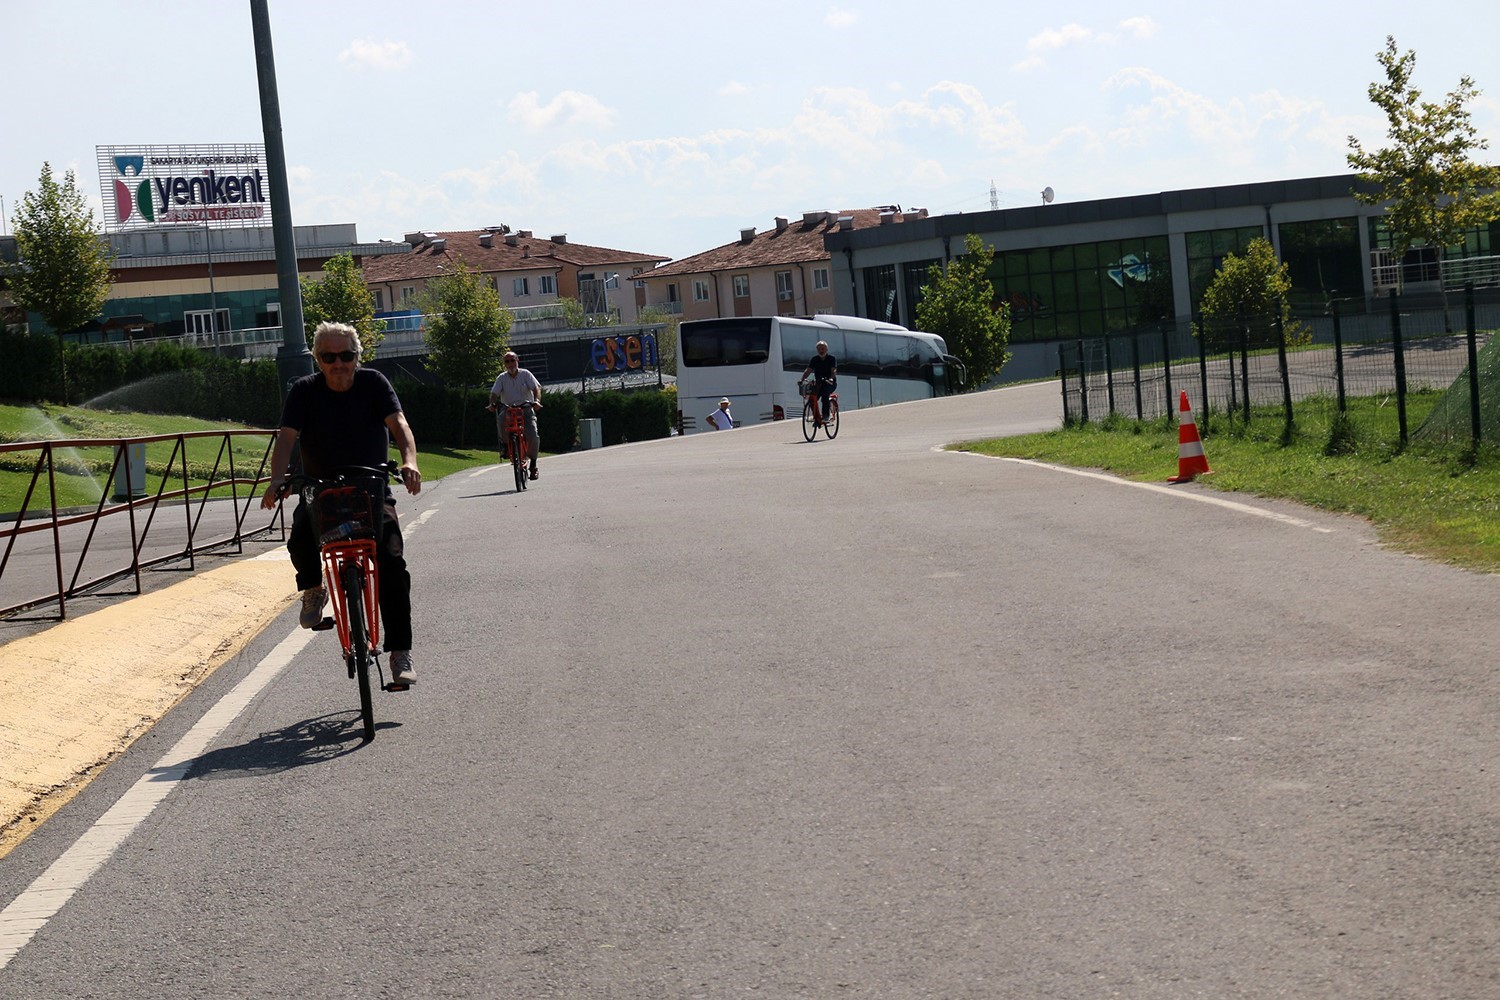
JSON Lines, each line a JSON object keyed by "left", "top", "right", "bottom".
{"left": 823, "top": 174, "right": 1500, "bottom": 382}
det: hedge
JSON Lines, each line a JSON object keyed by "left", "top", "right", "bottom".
{"left": 0, "top": 327, "right": 674, "bottom": 452}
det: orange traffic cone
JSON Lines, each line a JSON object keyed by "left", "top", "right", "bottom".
{"left": 1167, "top": 391, "right": 1211, "bottom": 483}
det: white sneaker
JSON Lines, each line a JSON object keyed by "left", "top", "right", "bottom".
{"left": 299, "top": 586, "right": 327, "bottom": 629}
{"left": 390, "top": 650, "right": 416, "bottom": 687}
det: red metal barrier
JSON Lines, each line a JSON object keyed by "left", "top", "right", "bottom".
{"left": 0, "top": 430, "right": 283, "bottom": 619}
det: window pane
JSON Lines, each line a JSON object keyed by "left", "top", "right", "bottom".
{"left": 842, "top": 330, "right": 879, "bottom": 375}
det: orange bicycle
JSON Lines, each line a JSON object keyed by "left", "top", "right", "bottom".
{"left": 502, "top": 401, "right": 537, "bottom": 492}
{"left": 799, "top": 377, "right": 840, "bottom": 441}
{"left": 275, "top": 461, "right": 404, "bottom": 741}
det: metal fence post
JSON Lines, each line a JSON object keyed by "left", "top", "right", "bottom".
{"left": 1275, "top": 303, "right": 1293, "bottom": 437}
{"left": 1162, "top": 325, "right": 1174, "bottom": 417}
{"left": 1077, "top": 339, "right": 1090, "bottom": 424}
{"left": 1465, "top": 282, "right": 1480, "bottom": 447}
{"left": 1239, "top": 315, "right": 1251, "bottom": 424}
{"left": 1103, "top": 334, "right": 1116, "bottom": 417}
{"left": 1131, "top": 331, "right": 1143, "bottom": 421}
{"left": 1389, "top": 288, "right": 1408, "bottom": 448}
{"left": 1331, "top": 300, "right": 1347, "bottom": 414}
{"left": 1059, "top": 343, "right": 1072, "bottom": 425}
{"left": 1197, "top": 323, "right": 1210, "bottom": 425}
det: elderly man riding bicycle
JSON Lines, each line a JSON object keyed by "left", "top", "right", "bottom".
{"left": 261, "top": 321, "right": 423, "bottom": 687}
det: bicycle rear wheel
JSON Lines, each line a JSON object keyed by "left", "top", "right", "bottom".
{"left": 510, "top": 432, "right": 527, "bottom": 492}
{"left": 801, "top": 399, "right": 817, "bottom": 441}
{"left": 342, "top": 561, "right": 376, "bottom": 742}
{"left": 824, "top": 400, "right": 840, "bottom": 439}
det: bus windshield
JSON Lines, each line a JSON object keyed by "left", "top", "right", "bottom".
{"left": 680, "top": 318, "right": 772, "bottom": 367}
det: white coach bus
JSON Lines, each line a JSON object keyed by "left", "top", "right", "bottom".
{"left": 675, "top": 314, "right": 965, "bottom": 433}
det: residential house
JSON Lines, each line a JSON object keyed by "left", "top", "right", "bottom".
{"left": 635, "top": 208, "right": 921, "bottom": 321}
{"left": 362, "top": 228, "right": 668, "bottom": 323}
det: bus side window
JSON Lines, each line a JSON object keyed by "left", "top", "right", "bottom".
{"left": 843, "top": 331, "right": 879, "bottom": 377}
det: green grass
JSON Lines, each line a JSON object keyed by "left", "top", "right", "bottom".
{"left": 955, "top": 390, "right": 1500, "bottom": 574}
{"left": 0, "top": 402, "right": 497, "bottom": 513}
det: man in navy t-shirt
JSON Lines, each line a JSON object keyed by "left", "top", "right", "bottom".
{"left": 261, "top": 322, "right": 423, "bottom": 686}
{"left": 801, "top": 340, "right": 838, "bottom": 424}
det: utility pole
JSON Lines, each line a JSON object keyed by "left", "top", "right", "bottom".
{"left": 249, "top": 0, "right": 311, "bottom": 398}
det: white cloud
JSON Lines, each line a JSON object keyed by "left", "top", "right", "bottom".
{"left": 1118, "top": 16, "right": 1157, "bottom": 40}
{"left": 826, "top": 8, "right": 858, "bottom": 28}
{"left": 1013, "top": 23, "right": 1092, "bottom": 71}
{"left": 339, "top": 39, "right": 413, "bottom": 71}
{"left": 507, "top": 91, "right": 617, "bottom": 131}
{"left": 718, "top": 81, "right": 751, "bottom": 97}
{"left": 1103, "top": 67, "right": 1344, "bottom": 163}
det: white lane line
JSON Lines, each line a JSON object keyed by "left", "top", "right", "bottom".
{"left": 957, "top": 453, "right": 1335, "bottom": 533}
{"left": 0, "top": 626, "right": 315, "bottom": 968}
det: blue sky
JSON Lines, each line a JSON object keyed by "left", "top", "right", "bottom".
{"left": 3, "top": 1, "right": 1498, "bottom": 261}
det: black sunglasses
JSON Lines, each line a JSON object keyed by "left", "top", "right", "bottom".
{"left": 318, "top": 350, "right": 358, "bottom": 364}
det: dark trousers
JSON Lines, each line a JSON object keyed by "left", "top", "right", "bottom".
{"left": 817, "top": 382, "right": 836, "bottom": 420}
{"left": 288, "top": 501, "right": 413, "bottom": 652}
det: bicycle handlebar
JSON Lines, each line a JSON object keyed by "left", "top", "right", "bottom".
{"left": 273, "top": 461, "right": 401, "bottom": 502}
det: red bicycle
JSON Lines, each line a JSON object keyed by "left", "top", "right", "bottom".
{"left": 275, "top": 462, "right": 405, "bottom": 741}
{"left": 501, "top": 401, "right": 537, "bottom": 492}
{"left": 799, "top": 377, "right": 840, "bottom": 441}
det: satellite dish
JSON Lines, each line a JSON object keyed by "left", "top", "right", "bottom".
{"left": 1041, "top": 186, "right": 1055, "bottom": 205}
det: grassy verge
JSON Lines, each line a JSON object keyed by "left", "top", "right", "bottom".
{"left": 955, "top": 391, "right": 1500, "bottom": 573}
{"left": 0, "top": 402, "right": 498, "bottom": 512}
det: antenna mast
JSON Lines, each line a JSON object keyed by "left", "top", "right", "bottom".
{"left": 989, "top": 180, "right": 998, "bottom": 211}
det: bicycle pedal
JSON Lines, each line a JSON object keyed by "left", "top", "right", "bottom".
{"left": 385, "top": 681, "right": 411, "bottom": 692}
{"left": 312, "top": 616, "right": 336, "bottom": 631}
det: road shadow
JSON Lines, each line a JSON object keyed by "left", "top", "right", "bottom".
{"left": 182, "top": 711, "right": 402, "bottom": 779}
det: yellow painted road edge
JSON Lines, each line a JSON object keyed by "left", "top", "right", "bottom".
{"left": 0, "top": 552, "right": 294, "bottom": 858}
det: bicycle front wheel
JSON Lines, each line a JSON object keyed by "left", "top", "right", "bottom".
{"left": 342, "top": 561, "right": 376, "bottom": 742}
{"left": 801, "top": 399, "right": 817, "bottom": 442}
{"left": 824, "top": 400, "right": 840, "bottom": 439}
{"left": 510, "top": 432, "right": 527, "bottom": 492}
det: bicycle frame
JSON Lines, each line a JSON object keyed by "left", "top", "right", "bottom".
{"left": 503, "top": 405, "right": 530, "bottom": 463}
{"left": 321, "top": 536, "right": 380, "bottom": 661}
{"left": 799, "top": 379, "right": 839, "bottom": 440}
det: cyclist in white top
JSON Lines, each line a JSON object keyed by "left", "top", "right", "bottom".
{"left": 486, "top": 352, "right": 543, "bottom": 479}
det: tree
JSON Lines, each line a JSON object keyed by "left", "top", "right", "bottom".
{"left": 1346, "top": 36, "right": 1500, "bottom": 285}
{"left": 638, "top": 305, "right": 679, "bottom": 377}
{"left": 301, "top": 252, "right": 385, "bottom": 359}
{"left": 1196, "top": 237, "right": 1309, "bottom": 350}
{"left": 8, "top": 162, "right": 114, "bottom": 336}
{"left": 557, "top": 295, "right": 587, "bottom": 329}
{"left": 418, "top": 262, "right": 511, "bottom": 389}
{"left": 915, "top": 232, "right": 1010, "bottom": 389}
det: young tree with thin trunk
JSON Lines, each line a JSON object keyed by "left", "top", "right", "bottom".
{"left": 1346, "top": 36, "right": 1500, "bottom": 286}
{"left": 8, "top": 162, "right": 114, "bottom": 336}
{"left": 915, "top": 232, "right": 1010, "bottom": 389}
{"left": 301, "top": 252, "right": 385, "bottom": 359}
{"left": 1196, "top": 237, "right": 1309, "bottom": 351}
{"left": 418, "top": 262, "right": 511, "bottom": 389}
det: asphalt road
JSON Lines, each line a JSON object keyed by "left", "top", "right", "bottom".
{"left": 4, "top": 381, "right": 1500, "bottom": 998}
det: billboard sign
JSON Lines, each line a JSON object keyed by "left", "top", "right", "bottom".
{"left": 97, "top": 143, "right": 270, "bottom": 230}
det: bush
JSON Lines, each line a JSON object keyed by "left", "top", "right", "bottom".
{"left": 0, "top": 328, "right": 280, "bottom": 425}
{"left": 579, "top": 388, "right": 674, "bottom": 445}
{"left": 538, "top": 390, "right": 579, "bottom": 453}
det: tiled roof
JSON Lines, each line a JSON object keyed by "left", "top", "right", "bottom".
{"left": 362, "top": 229, "right": 669, "bottom": 284}
{"left": 641, "top": 208, "right": 913, "bottom": 278}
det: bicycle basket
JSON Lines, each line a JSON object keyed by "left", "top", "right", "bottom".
{"left": 503, "top": 406, "right": 526, "bottom": 434}
{"left": 799, "top": 380, "right": 816, "bottom": 398}
{"left": 315, "top": 485, "right": 377, "bottom": 541}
